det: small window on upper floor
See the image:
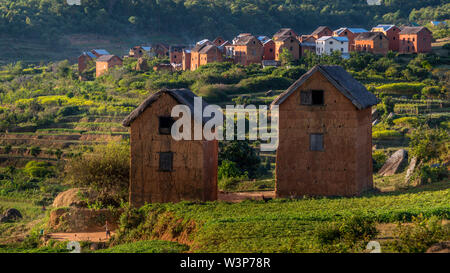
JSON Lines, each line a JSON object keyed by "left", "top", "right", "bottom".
{"left": 159, "top": 116, "right": 175, "bottom": 135}
{"left": 300, "top": 90, "right": 324, "bottom": 106}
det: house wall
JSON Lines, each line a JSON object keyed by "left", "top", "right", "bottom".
{"left": 275, "top": 71, "right": 372, "bottom": 197}
{"left": 234, "top": 39, "right": 263, "bottom": 65}
{"left": 96, "top": 57, "right": 122, "bottom": 77}
{"left": 263, "top": 41, "right": 275, "bottom": 60}
{"left": 170, "top": 49, "right": 183, "bottom": 64}
{"left": 182, "top": 52, "right": 191, "bottom": 71}
{"left": 316, "top": 39, "right": 348, "bottom": 55}
{"left": 275, "top": 37, "right": 300, "bottom": 61}
{"left": 355, "top": 36, "right": 389, "bottom": 55}
{"left": 129, "top": 93, "right": 218, "bottom": 206}
{"left": 399, "top": 31, "right": 432, "bottom": 53}
{"left": 78, "top": 55, "right": 91, "bottom": 73}
{"left": 373, "top": 27, "right": 401, "bottom": 51}
{"left": 190, "top": 51, "right": 200, "bottom": 70}
{"left": 334, "top": 29, "right": 363, "bottom": 51}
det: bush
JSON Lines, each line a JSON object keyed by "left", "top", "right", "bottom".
{"left": 390, "top": 215, "right": 449, "bottom": 253}
{"left": 23, "top": 161, "right": 54, "bottom": 178}
{"left": 375, "top": 82, "right": 426, "bottom": 95}
{"left": 393, "top": 116, "right": 420, "bottom": 128}
{"left": 237, "top": 75, "right": 292, "bottom": 92}
{"left": 409, "top": 127, "right": 448, "bottom": 162}
{"left": 372, "top": 130, "right": 402, "bottom": 139}
{"left": 372, "top": 150, "right": 387, "bottom": 172}
{"left": 64, "top": 142, "right": 130, "bottom": 206}
{"left": 219, "top": 141, "right": 261, "bottom": 178}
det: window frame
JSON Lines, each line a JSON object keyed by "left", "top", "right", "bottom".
{"left": 310, "top": 133, "right": 324, "bottom": 152}
{"left": 158, "top": 152, "right": 174, "bottom": 172}
{"left": 158, "top": 116, "right": 175, "bottom": 135}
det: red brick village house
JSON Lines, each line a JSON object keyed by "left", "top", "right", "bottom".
{"left": 95, "top": 55, "right": 123, "bottom": 77}
{"left": 122, "top": 89, "right": 218, "bottom": 206}
{"left": 371, "top": 24, "right": 402, "bottom": 52}
{"left": 271, "top": 65, "right": 378, "bottom": 197}
{"left": 354, "top": 32, "right": 389, "bottom": 55}
{"left": 398, "top": 26, "right": 433, "bottom": 54}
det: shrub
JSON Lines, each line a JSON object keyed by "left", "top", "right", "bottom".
{"left": 219, "top": 141, "right": 261, "bottom": 178}
{"left": 237, "top": 75, "right": 291, "bottom": 92}
{"left": 409, "top": 127, "right": 448, "bottom": 162}
{"left": 372, "top": 150, "right": 387, "bottom": 172}
{"left": 23, "top": 161, "right": 54, "bottom": 178}
{"left": 390, "top": 215, "right": 449, "bottom": 253}
{"left": 375, "top": 82, "right": 426, "bottom": 94}
{"left": 393, "top": 116, "right": 420, "bottom": 128}
{"left": 64, "top": 142, "right": 130, "bottom": 206}
{"left": 372, "top": 130, "right": 402, "bottom": 139}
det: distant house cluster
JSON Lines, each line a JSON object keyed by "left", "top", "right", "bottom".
{"left": 77, "top": 24, "right": 433, "bottom": 77}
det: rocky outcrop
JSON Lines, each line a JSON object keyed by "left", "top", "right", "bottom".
{"left": 48, "top": 208, "right": 122, "bottom": 232}
{"left": 426, "top": 241, "right": 450, "bottom": 253}
{"left": 378, "top": 149, "right": 408, "bottom": 176}
{"left": 52, "top": 188, "right": 98, "bottom": 208}
{"left": 0, "top": 208, "right": 22, "bottom": 223}
{"left": 405, "top": 157, "right": 418, "bottom": 182}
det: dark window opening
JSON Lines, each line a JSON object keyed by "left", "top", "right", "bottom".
{"left": 159, "top": 152, "right": 173, "bottom": 171}
{"left": 159, "top": 116, "right": 175, "bottom": 135}
{"left": 310, "top": 134, "right": 324, "bottom": 151}
{"left": 301, "top": 90, "right": 324, "bottom": 105}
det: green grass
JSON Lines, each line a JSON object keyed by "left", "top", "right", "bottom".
{"left": 96, "top": 240, "right": 189, "bottom": 253}
{"left": 117, "top": 181, "right": 450, "bottom": 253}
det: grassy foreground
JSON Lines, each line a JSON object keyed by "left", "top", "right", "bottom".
{"left": 115, "top": 181, "right": 450, "bottom": 253}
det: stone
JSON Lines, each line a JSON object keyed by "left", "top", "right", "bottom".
{"left": 265, "top": 90, "right": 274, "bottom": 97}
{"left": 0, "top": 208, "right": 22, "bottom": 223}
{"left": 378, "top": 149, "right": 408, "bottom": 176}
{"left": 52, "top": 188, "right": 98, "bottom": 208}
{"left": 405, "top": 157, "right": 417, "bottom": 182}
{"left": 371, "top": 108, "right": 380, "bottom": 122}
{"left": 372, "top": 119, "right": 380, "bottom": 126}
{"left": 135, "top": 57, "right": 148, "bottom": 71}
{"left": 426, "top": 241, "right": 450, "bottom": 253}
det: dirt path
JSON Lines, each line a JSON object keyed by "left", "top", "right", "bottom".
{"left": 218, "top": 191, "right": 275, "bottom": 202}
{"left": 48, "top": 232, "right": 115, "bottom": 242}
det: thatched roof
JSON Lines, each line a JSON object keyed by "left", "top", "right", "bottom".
{"left": 122, "top": 88, "right": 216, "bottom": 127}
{"left": 271, "top": 65, "right": 378, "bottom": 110}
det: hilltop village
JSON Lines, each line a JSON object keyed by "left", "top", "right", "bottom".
{"left": 78, "top": 24, "right": 434, "bottom": 77}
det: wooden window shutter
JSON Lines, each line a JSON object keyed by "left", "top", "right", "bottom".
{"left": 310, "top": 134, "right": 324, "bottom": 151}
{"left": 300, "top": 90, "right": 312, "bottom": 105}
{"left": 159, "top": 152, "right": 173, "bottom": 171}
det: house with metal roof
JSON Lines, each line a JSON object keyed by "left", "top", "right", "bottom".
{"left": 315, "top": 36, "right": 349, "bottom": 56}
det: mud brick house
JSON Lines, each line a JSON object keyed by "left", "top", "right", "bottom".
{"left": 152, "top": 43, "right": 170, "bottom": 57}
{"left": 371, "top": 25, "right": 401, "bottom": 52}
{"left": 95, "top": 55, "right": 122, "bottom": 77}
{"left": 398, "top": 27, "right": 433, "bottom": 54}
{"left": 258, "top": 36, "right": 276, "bottom": 60}
{"left": 169, "top": 45, "right": 186, "bottom": 65}
{"left": 182, "top": 49, "right": 191, "bottom": 71}
{"left": 78, "top": 51, "right": 96, "bottom": 74}
{"left": 299, "top": 35, "right": 316, "bottom": 56}
{"left": 311, "top": 26, "right": 333, "bottom": 39}
{"left": 274, "top": 35, "right": 300, "bottom": 61}
{"left": 190, "top": 43, "right": 223, "bottom": 70}
{"left": 232, "top": 35, "right": 264, "bottom": 65}
{"left": 271, "top": 65, "right": 378, "bottom": 197}
{"left": 91, "top": 49, "right": 110, "bottom": 58}
{"left": 212, "top": 37, "right": 226, "bottom": 47}
{"left": 273, "top": 28, "right": 298, "bottom": 40}
{"left": 333, "top": 27, "right": 369, "bottom": 51}
{"left": 129, "top": 46, "right": 151, "bottom": 58}
{"left": 122, "top": 88, "right": 218, "bottom": 206}
{"left": 354, "top": 32, "right": 389, "bottom": 55}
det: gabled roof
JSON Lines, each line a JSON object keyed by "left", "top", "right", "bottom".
{"left": 311, "top": 26, "right": 331, "bottom": 35}
{"left": 199, "top": 44, "right": 218, "bottom": 54}
{"left": 274, "top": 35, "right": 298, "bottom": 42}
{"left": 399, "top": 26, "right": 431, "bottom": 35}
{"left": 97, "top": 55, "right": 121, "bottom": 62}
{"left": 234, "top": 35, "right": 261, "bottom": 46}
{"left": 122, "top": 88, "right": 216, "bottom": 127}
{"left": 355, "top": 32, "right": 386, "bottom": 41}
{"left": 335, "top": 27, "right": 368, "bottom": 35}
{"left": 197, "top": 39, "right": 211, "bottom": 45}
{"left": 372, "top": 24, "right": 396, "bottom": 31}
{"left": 92, "top": 49, "right": 110, "bottom": 55}
{"left": 271, "top": 65, "right": 378, "bottom": 110}
{"left": 274, "top": 28, "right": 296, "bottom": 38}
{"left": 81, "top": 51, "right": 96, "bottom": 58}
{"left": 317, "top": 36, "right": 348, "bottom": 42}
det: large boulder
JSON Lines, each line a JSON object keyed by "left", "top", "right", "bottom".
{"left": 135, "top": 57, "right": 148, "bottom": 71}
{"left": 378, "top": 149, "right": 408, "bottom": 176}
{"left": 405, "top": 157, "right": 418, "bottom": 182}
{"left": 52, "top": 188, "right": 98, "bottom": 208}
{"left": 0, "top": 208, "right": 22, "bottom": 223}
{"left": 426, "top": 241, "right": 450, "bottom": 253}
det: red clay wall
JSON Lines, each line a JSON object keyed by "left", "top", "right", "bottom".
{"left": 275, "top": 71, "right": 373, "bottom": 197}
{"left": 129, "top": 93, "right": 218, "bottom": 206}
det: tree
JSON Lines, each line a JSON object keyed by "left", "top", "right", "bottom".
{"left": 279, "top": 48, "right": 294, "bottom": 66}
{"left": 30, "top": 146, "right": 41, "bottom": 157}
{"left": 219, "top": 141, "right": 261, "bottom": 178}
